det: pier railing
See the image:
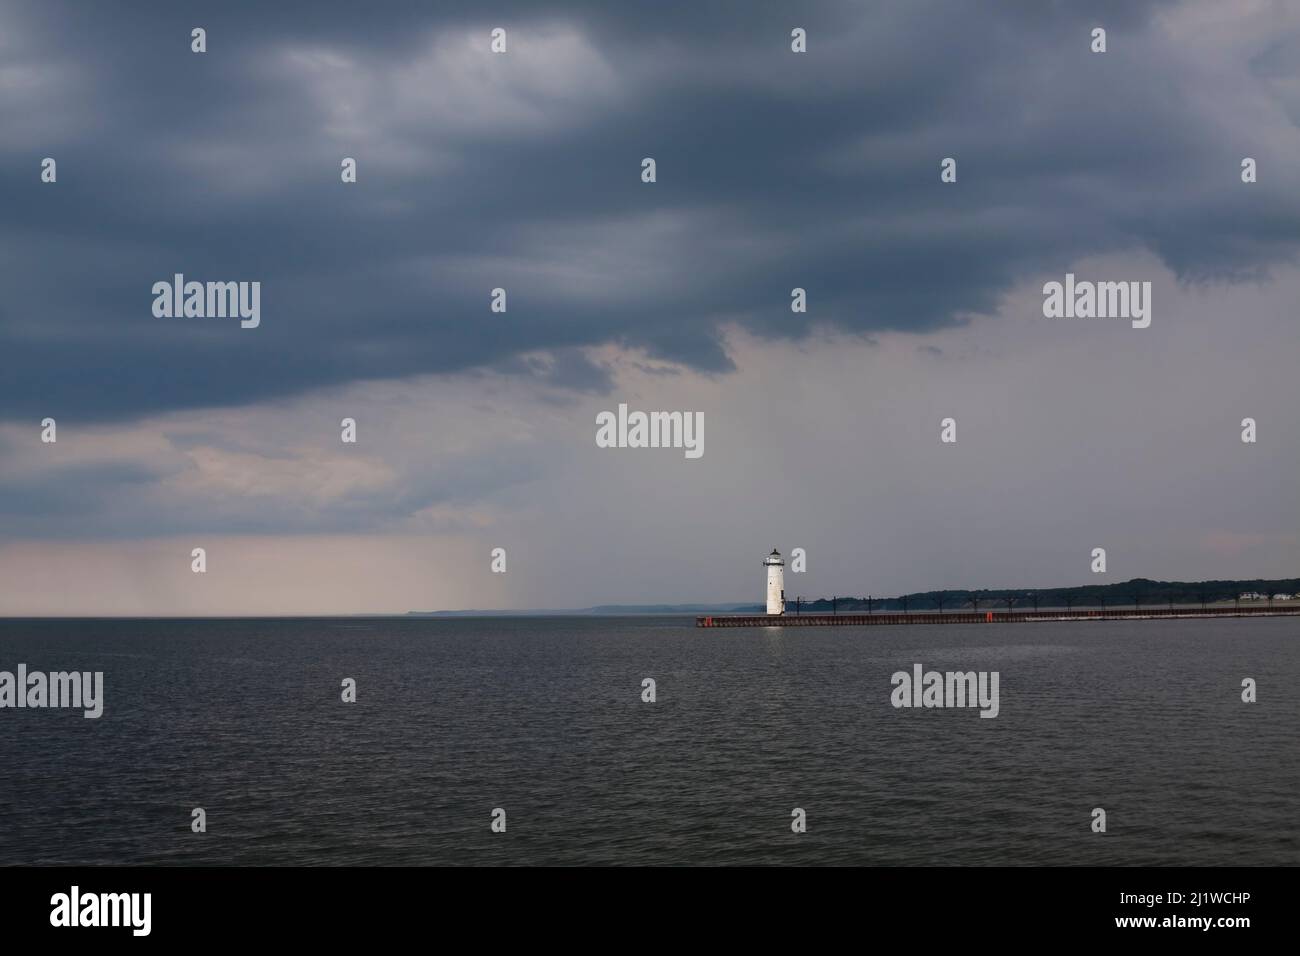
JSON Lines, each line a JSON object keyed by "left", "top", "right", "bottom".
{"left": 696, "top": 605, "right": 1300, "bottom": 627}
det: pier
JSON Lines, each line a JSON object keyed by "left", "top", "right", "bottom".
{"left": 696, "top": 606, "right": 1300, "bottom": 627}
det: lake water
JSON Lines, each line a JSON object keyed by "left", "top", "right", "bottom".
{"left": 0, "top": 615, "right": 1295, "bottom": 865}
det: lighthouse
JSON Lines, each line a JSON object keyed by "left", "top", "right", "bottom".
{"left": 764, "top": 548, "right": 785, "bottom": 615}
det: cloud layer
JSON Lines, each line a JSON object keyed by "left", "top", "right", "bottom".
{"left": 5, "top": 0, "right": 1300, "bottom": 422}
{"left": 1, "top": 1, "right": 1298, "bottom": 611}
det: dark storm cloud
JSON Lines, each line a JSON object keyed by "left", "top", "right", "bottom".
{"left": 1, "top": 0, "right": 1293, "bottom": 423}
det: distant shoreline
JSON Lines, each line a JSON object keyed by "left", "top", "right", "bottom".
{"left": 412, "top": 576, "right": 1300, "bottom": 617}
{"left": 2, "top": 577, "right": 1295, "bottom": 620}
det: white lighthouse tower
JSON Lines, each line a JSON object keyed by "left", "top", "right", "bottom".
{"left": 764, "top": 548, "right": 785, "bottom": 615}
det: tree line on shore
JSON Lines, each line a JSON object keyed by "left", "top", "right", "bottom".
{"left": 781, "top": 577, "right": 1300, "bottom": 614}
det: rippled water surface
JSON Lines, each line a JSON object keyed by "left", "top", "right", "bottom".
{"left": 1, "top": 616, "right": 1296, "bottom": 865}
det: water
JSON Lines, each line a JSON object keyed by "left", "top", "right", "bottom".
{"left": 0, "top": 616, "right": 1295, "bottom": 866}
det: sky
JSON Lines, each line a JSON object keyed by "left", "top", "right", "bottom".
{"left": 1, "top": 0, "right": 1297, "bottom": 614}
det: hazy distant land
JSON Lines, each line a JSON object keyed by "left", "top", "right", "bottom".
{"left": 410, "top": 577, "right": 1300, "bottom": 616}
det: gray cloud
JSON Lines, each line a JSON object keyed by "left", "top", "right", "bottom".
{"left": 7, "top": 0, "right": 1296, "bottom": 425}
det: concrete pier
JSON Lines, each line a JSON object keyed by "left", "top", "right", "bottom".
{"left": 696, "top": 605, "right": 1300, "bottom": 627}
